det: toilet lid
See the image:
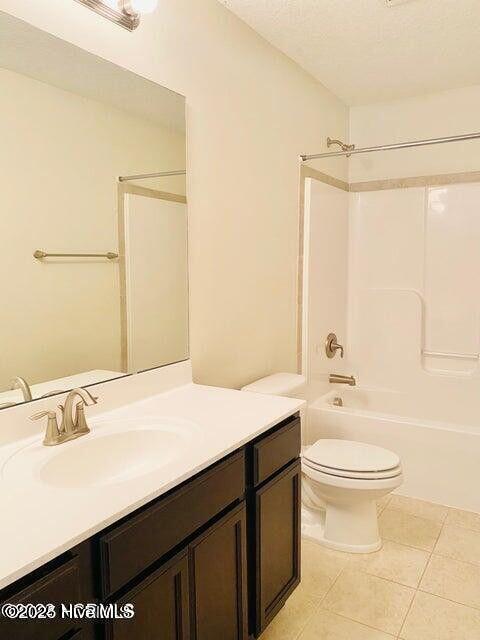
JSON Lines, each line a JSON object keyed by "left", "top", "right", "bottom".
{"left": 303, "top": 439, "right": 400, "bottom": 474}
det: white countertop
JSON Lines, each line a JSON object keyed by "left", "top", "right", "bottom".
{"left": 0, "top": 382, "right": 304, "bottom": 590}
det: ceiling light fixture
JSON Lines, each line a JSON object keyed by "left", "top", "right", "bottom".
{"left": 74, "top": 0, "right": 159, "bottom": 30}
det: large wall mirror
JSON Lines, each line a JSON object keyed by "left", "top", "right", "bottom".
{"left": 0, "top": 12, "right": 188, "bottom": 409}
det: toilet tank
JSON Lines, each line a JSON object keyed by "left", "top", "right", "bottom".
{"left": 241, "top": 373, "right": 306, "bottom": 398}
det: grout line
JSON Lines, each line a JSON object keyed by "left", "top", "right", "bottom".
{"left": 335, "top": 566, "right": 417, "bottom": 591}
{"left": 380, "top": 532, "right": 436, "bottom": 554}
{"left": 385, "top": 505, "right": 448, "bottom": 526}
{"left": 316, "top": 561, "right": 348, "bottom": 609}
{"left": 429, "top": 548, "right": 480, "bottom": 567}
{"left": 317, "top": 608, "right": 397, "bottom": 638}
{"left": 289, "top": 588, "right": 325, "bottom": 640}
{"left": 415, "top": 545, "right": 434, "bottom": 590}
{"left": 397, "top": 583, "right": 418, "bottom": 639}
{"left": 443, "top": 520, "right": 480, "bottom": 535}
{"left": 322, "top": 564, "right": 347, "bottom": 601}
{"left": 382, "top": 505, "right": 446, "bottom": 526}
{"left": 320, "top": 567, "right": 416, "bottom": 638}
{"left": 398, "top": 514, "right": 442, "bottom": 638}
{"left": 431, "top": 516, "right": 445, "bottom": 554}
{"left": 416, "top": 586, "right": 480, "bottom": 612}
{"left": 294, "top": 541, "right": 347, "bottom": 640}
{"left": 351, "top": 569, "right": 424, "bottom": 592}
{"left": 294, "top": 568, "right": 346, "bottom": 640}
{"left": 291, "top": 605, "right": 320, "bottom": 640}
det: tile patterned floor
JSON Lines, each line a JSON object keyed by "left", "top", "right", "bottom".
{"left": 261, "top": 496, "right": 480, "bottom": 640}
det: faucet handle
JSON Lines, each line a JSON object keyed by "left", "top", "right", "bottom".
{"left": 30, "top": 409, "right": 59, "bottom": 421}
{"left": 325, "top": 333, "right": 344, "bottom": 359}
{"left": 30, "top": 409, "right": 62, "bottom": 446}
{"left": 74, "top": 401, "right": 91, "bottom": 435}
{"left": 57, "top": 404, "right": 66, "bottom": 433}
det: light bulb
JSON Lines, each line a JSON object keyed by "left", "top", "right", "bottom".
{"left": 126, "top": 0, "right": 158, "bottom": 14}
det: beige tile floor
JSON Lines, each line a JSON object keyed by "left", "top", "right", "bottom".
{"left": 261, "top": 495, "right": 480, "bottom": 640}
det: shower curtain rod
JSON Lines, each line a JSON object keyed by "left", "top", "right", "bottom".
{"left": 300, "top": 131, "right": 480, "bottom": 161}
{"left": 118, "top": 170, "right": 186, "bottom": 182}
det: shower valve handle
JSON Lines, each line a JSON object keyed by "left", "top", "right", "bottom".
{"left": 325, "top": 333, "right": 344, "bottom": 359}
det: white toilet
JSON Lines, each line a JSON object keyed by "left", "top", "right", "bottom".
{"left": 242, "top": 373, "right": 403, "bottom": 553}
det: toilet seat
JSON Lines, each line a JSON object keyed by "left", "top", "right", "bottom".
{"left": 303, "top": 459, "right": 402, "bottom": 480}
{"left": 302, "top": 461, "right": 403, "bottom": 492}
{"left": 302, "top": 439, "right": 402, "bottom": 480}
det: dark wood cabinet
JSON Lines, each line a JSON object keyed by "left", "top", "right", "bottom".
{"left": 107, "top": 550, "right": 190, "bottom": 640}
{"left": 0, "top": 414, "right": 301, "bottom": 640}
{"left": 252, "top": 460, "right": 301, "bottom": 636}
{"left": 189, "top": 504, "right": 248, "bottom": 640}
{"left": 66, "top": 630, "right": 87, "bottom": 640}
{"left": 99, "top": 451, "right": 245, "bottom": 598}
{"left": 0, "top": 556, "right": 81, "bottom": 640}
{"left": 252, "top": 417, "right": 300, "bottom": 486}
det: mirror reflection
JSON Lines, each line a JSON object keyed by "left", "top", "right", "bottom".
{"left": 0, "top": 16, "right": 187, "bottom": 408}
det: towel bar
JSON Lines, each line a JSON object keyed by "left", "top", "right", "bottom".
{"left": 34, "top": 250, "right": 118, "bottom": 260}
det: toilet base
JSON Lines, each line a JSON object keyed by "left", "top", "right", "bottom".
{"left": 301, "top": 503, "right": 382, "bottom": 554}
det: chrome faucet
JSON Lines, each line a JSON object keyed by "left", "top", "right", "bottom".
{"left": 30, "top": 387, "right": 98, "bottom": 446}
{"left": 11, "top": 376, "right": 33, "bottom": 402}
{"left": 329, "top": 374, "right": 356, "bottom": 386}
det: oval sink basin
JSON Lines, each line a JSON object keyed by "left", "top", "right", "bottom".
{"left": 1, "top": 417, "right": 199, "bottom": 489}
{"left": 40, "top": 430, "right": 184, "bottom": 488}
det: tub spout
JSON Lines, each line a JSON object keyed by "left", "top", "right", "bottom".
{"left": 329, "top": 374, "right": 356, "bottom": 386}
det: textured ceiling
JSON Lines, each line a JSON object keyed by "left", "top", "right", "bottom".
{"left": 219, "top": 0, "right": 480, "bottom": 105}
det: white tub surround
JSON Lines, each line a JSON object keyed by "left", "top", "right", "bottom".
{"left": 0, "top": 365, "right": 304, "bottom": 590}
{"left": 309, "top": 388, "right": 480, "bottom": 513}
{"left": 303, "top": 175, "right": 480, "bottom": 516}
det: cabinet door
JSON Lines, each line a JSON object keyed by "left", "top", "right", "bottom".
{"left": 107, "top": 550, "right": 190, "bottom": 640}
{"left": 0, "top": 557, "right": 80, "bottom": 640}
{"left": 189, "top": 503, "right": 248, "bottom": 640}
{"left": 254, "top": 460, "right": 301, "bottom": 636}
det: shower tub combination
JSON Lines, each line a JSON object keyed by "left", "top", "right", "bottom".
{"left": 307, "top": 387, "right": 480, "bottom": 513}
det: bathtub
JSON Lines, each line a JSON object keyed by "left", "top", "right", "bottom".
{"left": 307, "top": 388, "right": 480, "bottom": 513}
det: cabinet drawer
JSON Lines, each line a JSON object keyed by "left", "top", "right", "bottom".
{"left": 100, "top": 450, "right": 245, "bottom": 597}
{"left": 252, "top": 416, "right": 300, "bottom": 486}
{"left": 0, "top": 557, "right": 81, "bottom": 640}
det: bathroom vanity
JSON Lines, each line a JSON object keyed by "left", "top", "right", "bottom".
{"left": 0, "top": 380, "right": 303, "bottom": 640}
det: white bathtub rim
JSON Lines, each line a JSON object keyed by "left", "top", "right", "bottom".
{"left": 311, "top": 389, "right": 479, "bottom": 436}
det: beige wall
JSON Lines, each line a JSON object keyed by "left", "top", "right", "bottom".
{"left": 349, "top": 84, "right": 480, "bottom": 182}
{"left": 0, "top": 0, "right": 348, "bottom": 388}
{"left": 0, "top": 67, "right": 185, "bottom": 390}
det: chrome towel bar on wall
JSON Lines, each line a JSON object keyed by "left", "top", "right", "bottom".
{"left": 33, "top": 250, "right": 119, "bottom": 260}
